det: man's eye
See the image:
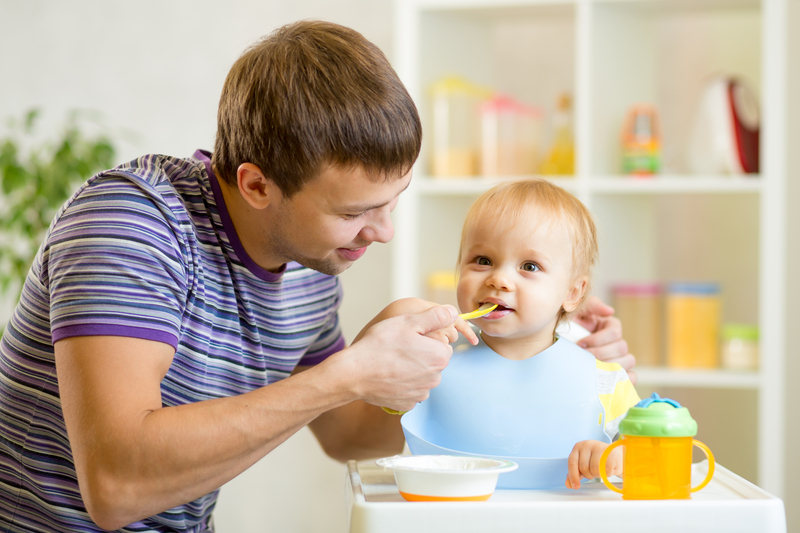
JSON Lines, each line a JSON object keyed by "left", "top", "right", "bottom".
{"left": 522, "top": 262, "right": 540, "bottom": 272}
{"left": 476, "top": 257, "right": 492, "bottom": 266}
{"left": 345, "top": 212, "right": 368, "bottom": 220}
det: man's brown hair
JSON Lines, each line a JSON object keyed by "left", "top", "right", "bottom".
{"left": 212, "top": 20, "right": 422, "bottom": 196}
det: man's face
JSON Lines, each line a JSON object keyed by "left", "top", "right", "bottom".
{"left": 456, "top": 210, "right": 583, "bottom": 359}
{"left": 267, "top": 165, "right": 411, "bottom": 276}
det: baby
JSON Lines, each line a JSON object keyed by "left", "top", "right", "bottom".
{"left": 441, "top": 177, "right": 639, "bottom": 489}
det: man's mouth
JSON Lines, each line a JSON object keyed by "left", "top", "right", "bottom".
{"left": 337, "top": 247, "right": 367, "bottom": 261}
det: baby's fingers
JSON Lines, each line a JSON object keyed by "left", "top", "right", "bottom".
{"left": 566, "top": 447, "right": 585, "bottom": 489}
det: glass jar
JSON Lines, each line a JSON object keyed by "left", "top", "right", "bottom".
{"left": 720, "top": 324, "right": 759, "bottom": 371}
{"left": 479, "top": 95, "right": 542, "bottom": 176}
{"left": 429, "top": 76, "right": 490, "bottom": 178}
{"left": 612, "top": 283, "right": 662, "bottom": 367}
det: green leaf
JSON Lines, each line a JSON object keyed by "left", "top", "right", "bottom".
{"left": 0, "top": 108, "right": 118, "bottom": 302}
{"left": 1, "top": 164, "right": 28, "bottom": 194}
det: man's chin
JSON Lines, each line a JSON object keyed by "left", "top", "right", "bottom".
{"left": 295, "top": 257, "right": 351, "bottom": 276}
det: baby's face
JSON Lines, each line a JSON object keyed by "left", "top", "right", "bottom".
{"left": 456, "top": 212, "right": 584, "bottom": 359}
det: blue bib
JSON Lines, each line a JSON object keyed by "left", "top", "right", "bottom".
{"left": 402, "top": 335, "right": 610, "bottom": 489}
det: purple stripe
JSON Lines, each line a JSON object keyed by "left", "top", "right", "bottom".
{"left": 51, "top": 324, "right": 179, "bottom": 350}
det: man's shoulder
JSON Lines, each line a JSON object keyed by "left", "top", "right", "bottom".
{"left": 104, "top": 153, "right": 206, "bottom": 189}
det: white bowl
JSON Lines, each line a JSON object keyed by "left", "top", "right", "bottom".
{"left": 376, "top": 455, "right": 518, "bottom": 502}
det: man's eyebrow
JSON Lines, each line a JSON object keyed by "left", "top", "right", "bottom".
{"left": 341, "top": 179, "right": 411, "bottom": 212}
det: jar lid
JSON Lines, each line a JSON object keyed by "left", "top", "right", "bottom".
{"left": 721, "top": 323, "right": 759, "bottom": 341}
{"left": 619, "top": 393, "right": 698, "bottom": 437}
{"left": 612, "top": 282, "right": 661, "bottom": 296}
{"left": 480, "top": 94, "right": 542, "bottom": 117}
{"left": 667, "top": 282, "right": 720, "bottom": 295}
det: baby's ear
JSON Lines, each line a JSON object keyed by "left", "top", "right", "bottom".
{"left": 562, "top": 277, "right": 588, "bottom": 313}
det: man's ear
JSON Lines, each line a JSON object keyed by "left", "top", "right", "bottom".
{"left": 562, "top": 277, "right": 588, "bottom": 314}
{"left": 236, "top": 163, "right": 281, "bottom": 210}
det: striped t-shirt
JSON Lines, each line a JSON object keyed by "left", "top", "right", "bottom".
{"left": 0, "top": 150, "right": 345, "bottom": 532}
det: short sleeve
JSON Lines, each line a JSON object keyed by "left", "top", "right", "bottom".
{"left": 596, "top": 360, "right": 640, "bottom": 440}
{"left": 43, "top": 174, "right": 189, "bottom": 349}
{"left": 296, "top": 282, "right": 346, "bottom": 365}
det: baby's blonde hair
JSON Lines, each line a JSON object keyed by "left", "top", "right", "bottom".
{"left": 456, "top": 178, "right": 599, "bottom": 328}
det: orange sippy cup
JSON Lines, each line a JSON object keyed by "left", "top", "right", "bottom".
{"left": 599, "top": 393, "right": 715, "bottom": 500}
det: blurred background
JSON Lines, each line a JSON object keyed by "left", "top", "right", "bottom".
{"left": 1, "top": 1, "right": 798, "bottom": 532}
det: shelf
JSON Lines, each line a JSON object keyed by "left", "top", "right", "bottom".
{"left": 635, "top": 367, "right": 761, "bottom": 389}
{"left": 414, "top": 175, "right": 576, "bottom": 195}
{"left": 396, "top": 0, "right": 788, "bottom": 496}
{"left": 589, "top": 175, "right": 763, "bottom": 194}
{"left": 414, "top": 175, "right": 762, "bottom": 195}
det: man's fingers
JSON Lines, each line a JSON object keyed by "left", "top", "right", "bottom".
{"left": 577, "top": 317, "right": 623, "bottom": 349}
{"left": 580, "top": 295, "right": 615, "bottom": 318}
{"left": 411, "top": 305, "right": 457, "bottom": 336}
{"left": 580, "top": 337, "right": 629, "bottom": 362}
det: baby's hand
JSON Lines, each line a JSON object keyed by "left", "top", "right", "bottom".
{"left": 565, "top": 439, "right": 622, "bottom": 489}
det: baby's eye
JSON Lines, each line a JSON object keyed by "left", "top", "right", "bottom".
{"left": 521, "top": 262, "right": 540, "bottom": 272}
{"left": 476, "top": 257, "right": 492, "bottom": 266}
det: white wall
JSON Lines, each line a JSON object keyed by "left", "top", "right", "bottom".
{"left": 0, "top": 1, "right": 393, "bottom": 532}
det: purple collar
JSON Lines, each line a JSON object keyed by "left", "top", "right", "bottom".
{"left": 193, "top": 149, "right": 286, "bottom": 282}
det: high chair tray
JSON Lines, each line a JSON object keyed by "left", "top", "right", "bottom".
{"left": 345, "top": 460, "right": 786, "bottom": 533}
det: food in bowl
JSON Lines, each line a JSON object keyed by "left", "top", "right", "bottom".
{"left": 376, "top": 455, "right": 518, "bottom": 502}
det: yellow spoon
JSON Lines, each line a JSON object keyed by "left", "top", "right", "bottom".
{"left": 458, "top": 302, "right": 498, "bottom": 320}
{"left": 381, "top": 303, "right": 498, "bottom": 415}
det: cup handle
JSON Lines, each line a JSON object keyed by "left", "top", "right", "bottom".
{"left": 599, "top": 439, "right": 625, "bottom": 494}
{"left": 691, "top": 439, "right": 716, "bottom": 493}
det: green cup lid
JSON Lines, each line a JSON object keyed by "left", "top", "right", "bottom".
{"left": 619, "top": 393, "right": 698, "bottom": 437}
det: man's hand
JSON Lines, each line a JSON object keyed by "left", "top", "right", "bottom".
{"left": 343, "top": 304, "right": 466, "bottom": 413}
{"left": 572, "top": 296, "right": 637, "bottom": 384}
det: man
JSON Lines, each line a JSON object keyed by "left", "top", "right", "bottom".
{"left": 0, "top": 20, "right": 632, "bottom": 532}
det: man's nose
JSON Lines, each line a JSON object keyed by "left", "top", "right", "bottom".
{"left": 361, "top": 208, "right": 394, "bottom": 244}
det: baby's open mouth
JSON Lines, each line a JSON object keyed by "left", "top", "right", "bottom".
{"left": 481, "top": 302, "right": 512, "bottom": 312}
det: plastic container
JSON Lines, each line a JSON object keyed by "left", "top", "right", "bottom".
{"left": 429, "top": 76, "right": 490, "bottom": 177}
{"left": 665, "top": 282, "right": 721, "bottom": 369}
{"left": 479, "top": 95, "right": 542, "bottom": 176}
{"left": 612, "top": 283, "right": 662, "bottom": 367}
{"left": 621, "top": 104, "right": 661, "bottom": 176}
{"left": 599, "top": 393, "right": 715, "bottom": 500}
{"left": 720, "top": 323, "right": 759, "bottom": 371}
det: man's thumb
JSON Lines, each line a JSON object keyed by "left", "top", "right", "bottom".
{"left": 412, "top": 305, "right": 457, "bottom": 335}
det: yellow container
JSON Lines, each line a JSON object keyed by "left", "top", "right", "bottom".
{"left": 601, "top": 436, "right": 715, "bottom": 500}
{"left": 665, "top": 282, "right": 721, "bottom": 369}
{"left": 599, "top": 393, "right": 715, "bottom": 500}
{"left": 612, "top": 283, "right": 662, "bottom": 367}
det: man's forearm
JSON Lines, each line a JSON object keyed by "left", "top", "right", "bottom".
{"left": 57, "top": 336, "right": 357, "bottom": 530}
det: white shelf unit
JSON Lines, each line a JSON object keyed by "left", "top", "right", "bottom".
{"left": 392, "top": 0, "right": 786, "bottom": 496}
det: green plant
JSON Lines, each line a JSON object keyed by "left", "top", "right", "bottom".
{"left": 0, "top": 109, "right": 116, "bottom": 300}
